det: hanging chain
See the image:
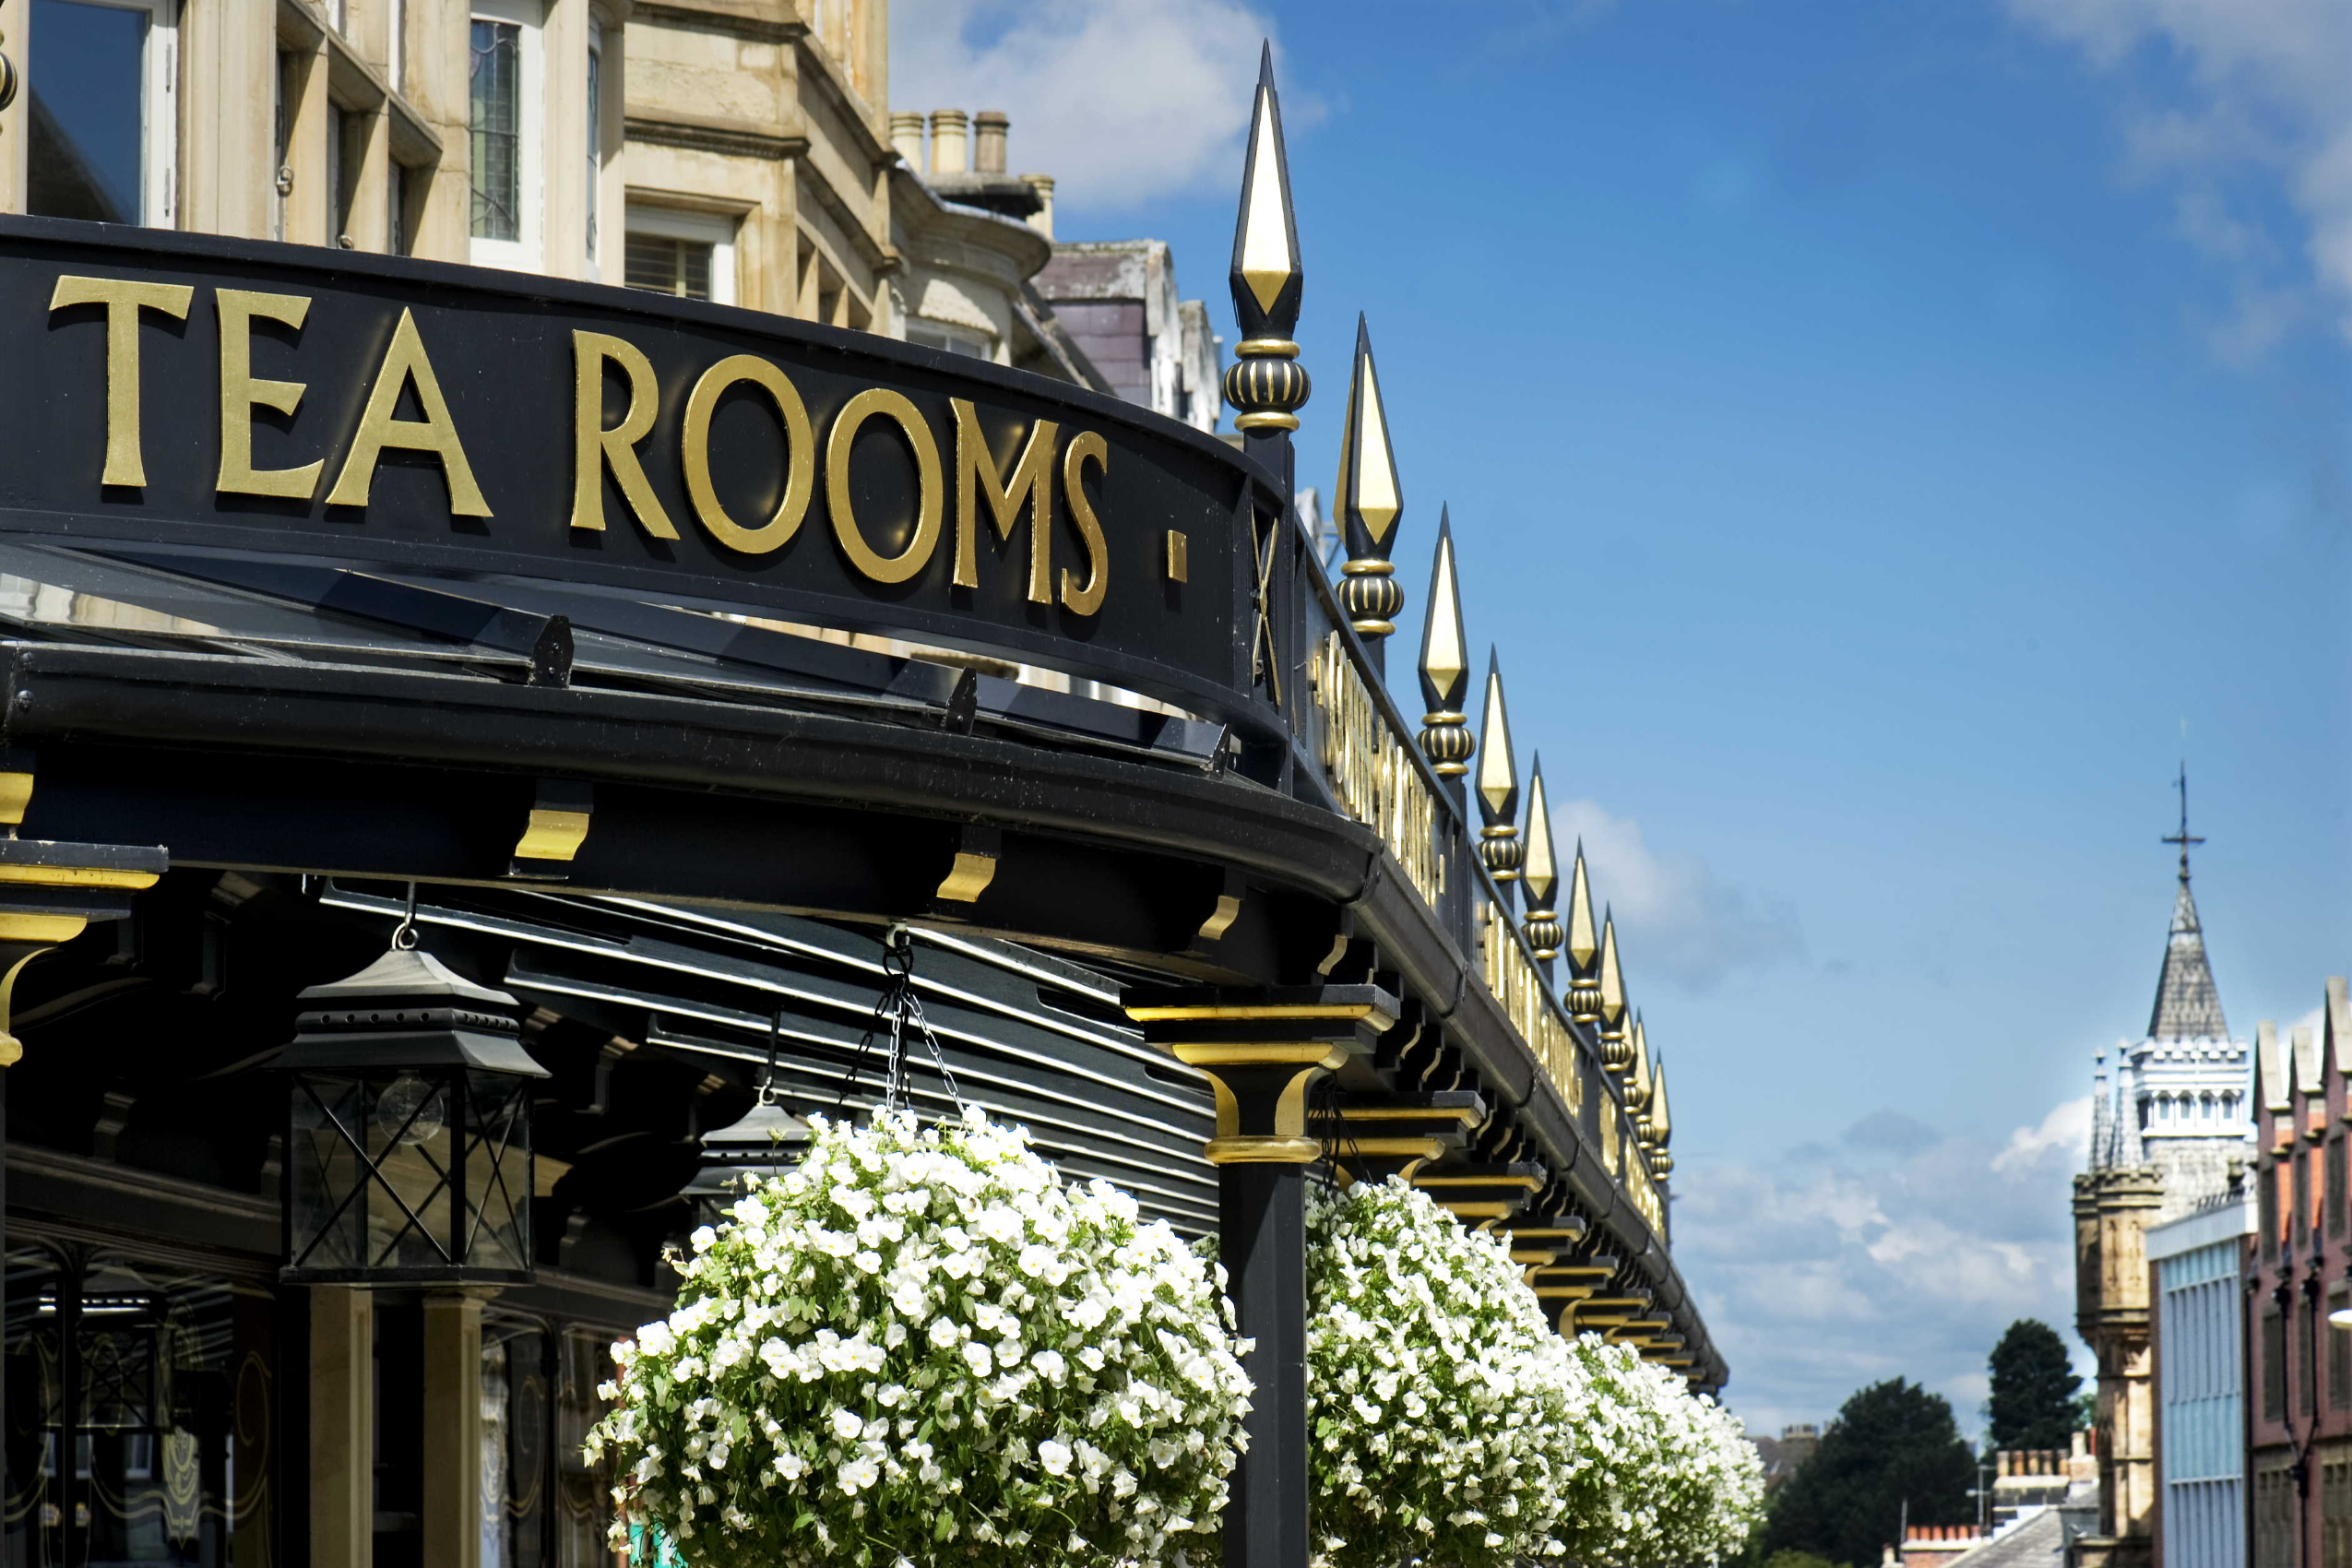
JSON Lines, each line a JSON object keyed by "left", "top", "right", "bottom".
{"left": 834, "top": 925, "right": 968, "bottom": 1121}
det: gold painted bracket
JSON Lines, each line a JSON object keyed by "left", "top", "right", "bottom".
{"left": 0, "top": 836, "right": 168, "bottom": 1065}
{"left": 932, "top": 823, "right": 1002, "bottom": 905}
{"left": 1125, "top": 983, "right": 1399, "bottom": 1168}
{"left": 509, "top": 778, "right": 594, "bottom": 879}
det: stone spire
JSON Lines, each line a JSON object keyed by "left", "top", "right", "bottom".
{"left": 2149, "top": 767, "right": 2227, "bottom": 1042}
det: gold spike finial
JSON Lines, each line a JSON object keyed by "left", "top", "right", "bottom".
{"left": 1334, "top": 316, "right": 1405, "bottom": 641}
{"left": 1628, "top": 1013, "right": 1653, "bottom": 1117}
{"left": 1221, "top": 45, "right": 1310, "bottom": 436}
{"left": 1648, "top": 1056, "right": 1672, "bottom": 1175}
{"left": 1415, "top": 509, "right": 1474, "bottom": 777}
{"left": 1565, "top": 841, "right": 1603, "bottom": 1022}
{"left": 1521, "top": 754, "right": 1562, "bottom": 961}
{"left": 1475, "top": 649, "right": 1523, "bottom": 889}
{"left": 1567, "top": 842, "right": 1598, "bottom": 969}
{"left": 1229, "top": 42, "right": 1300, "bottom": 342}
{"left": 1596, "top": 909, "right": 1630, "bottom": 1070}
{"left": 1523, "top": 756, "right": 1557, "bottom": 906}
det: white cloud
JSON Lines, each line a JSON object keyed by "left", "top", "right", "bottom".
{"left": 1678, "top": 1098, "right": 2091, "bottom": 1438}
{"left": 889, "top": 0, "right": 1283, "bottom": 215}
{"left": 2003, "top": 0, "right": 2352, "bottom": 351}
{"left": 1551, "top": 798, "right": 1805, "bottom": 993}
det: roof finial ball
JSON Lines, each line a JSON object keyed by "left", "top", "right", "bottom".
{"left": 1415, "top": 509, "right": 1475, "bottom": 785}
{"left": 1224, "top": 44, "right": 1310, "bottom": 463}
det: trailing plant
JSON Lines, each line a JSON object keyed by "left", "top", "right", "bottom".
{"left": 587, "top": 1108, "right": 1252, "bottom": 1568}
{"left": 1306, "top": 1176, "right": 1597, "bottom": 1567}
{"left": 1570, "top": 1334, "right": 1764, "bottom": 1566}
{"left": 1305, "top": 1175, "right": 1763, "bottom": 1568}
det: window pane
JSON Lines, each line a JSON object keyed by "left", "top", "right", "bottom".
{"left": 27, "top": 0, "right": 147, "bottom": 224}
{"left": 469, "top": 18, "right": 520, "bottom": 242}
{"left": 624, "top": 233, "right": 711, "bottom": 301}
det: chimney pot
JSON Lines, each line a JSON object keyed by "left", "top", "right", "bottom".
{"left": 972, "top": 110, "right": 1009, "bottom": 173}
{"left": 929, "top": 109, "right": 968, "bottom": 174}
{"left": 889, "top": 111, "right": 925, "bottom": 169}
{"left": 1020, "top": 172, "right": 1055, "bottom": 241}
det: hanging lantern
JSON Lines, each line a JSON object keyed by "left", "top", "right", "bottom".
{"left": 280, "top": 944, "right": 545, "bottom": 1287}
{"left": 684, "top": 1012, "right": 811, "bottom": 1226}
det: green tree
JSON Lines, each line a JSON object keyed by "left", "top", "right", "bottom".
{"left": 1761, "top": 1380, "right": 1977, "bottom": 1568}
{"left": 1987, "top": 1319, "right": 2084, "bottom": 1451}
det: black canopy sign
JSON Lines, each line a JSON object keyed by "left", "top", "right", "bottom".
{"left": 0, "top": 220, "right": 1271, "bottom": 719}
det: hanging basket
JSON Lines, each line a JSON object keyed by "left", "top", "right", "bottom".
{"left": 1306, "top": 1176, "right": 1596, "bottom": 1567}
{"left": 588, "top": 1107, "right": 1253, "bottom": 1568}
{"left": 1564, "top": 1336, "right": 1764, "bottom": 1567}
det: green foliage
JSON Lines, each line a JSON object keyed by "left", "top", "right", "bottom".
{"left": 1763, "top": 1550, "right": 1839, "bottom": 1568}
{"left": 1987, "top": 1319, "right": 2084, "bottom": 1451}
{"left": 1759, "top": 1379, "right": 1977, "bottom": 1568}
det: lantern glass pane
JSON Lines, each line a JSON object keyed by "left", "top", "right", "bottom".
{"left": 290, "top": 1075, "right": 370, "bottom": 1274}
{"left": 367, "top": 1071, "right": 459, "bottom": 1273}
{"left": 464, "top": 1073, "right": 533, "bottom": 1277}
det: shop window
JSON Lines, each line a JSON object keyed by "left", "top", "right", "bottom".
{"left": 473, "top": 1315, "right": 616, "bottom": 1566}
{"left": 469, "top": 0, "right": 541, "bottom": 268}
{"left": 1, "top": 1244, "right": 274, "bottom": 1565}
{"left": 25, "top": 0, "right": 176, "bottom": 227}
{"left": 624, "top": 208, "right": 735, "bottom": 305}
{"left": 2327, "top": 1447, "right": 2352, "bottom": 1568}
{"left": 2260, "top": 1460, "right": 2299, "bottom": 1568}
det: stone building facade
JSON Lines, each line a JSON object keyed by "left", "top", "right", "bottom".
{"left": 2074, "top": 820, "right": 2254, "bottom": 1568}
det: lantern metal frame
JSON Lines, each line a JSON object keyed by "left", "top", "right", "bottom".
{"left": 279, "top": 944, "right": 546, "bottom": 1288}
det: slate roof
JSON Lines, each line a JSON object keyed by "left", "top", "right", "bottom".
{"left": 2150, "top": 874, "right": 2229, "bottom": 1042}
{"left": 1958, "top": 1508, "right": 2068, "bottom": 1568}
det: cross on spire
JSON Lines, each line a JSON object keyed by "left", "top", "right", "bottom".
{"left": 2162, "top": 761, "right": 2204, "bottom": 881}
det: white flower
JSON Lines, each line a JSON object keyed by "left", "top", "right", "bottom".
{"left": 586, "top": 1108, "right": 1252, "bottom": 1568}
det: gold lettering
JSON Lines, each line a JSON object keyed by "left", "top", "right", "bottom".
{"left": 326, "top": 309, "right": 492, "bottom": 515}
{"left": 825, "top": 388, "right": 942, "bottom": 585}
{"left": 1059, "top": 429, "right": 1109, "bottom": 616}
{"left": 48, "top": 274, "right": 196, "bottom": 488}
{"left": 950, "top": 398, "right": 1055, "bottom": 601}
{"left": 569, "top": 331, "right": 677, "bottom": 538}
{"left": 681, "top": 354, "right": 814, "bottom": 554}
{"left": 216, "top": 290, "right": 323, "bottom": 499}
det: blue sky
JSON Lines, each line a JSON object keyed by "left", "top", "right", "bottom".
{"left": 895, "top": 0, "right": 2352, "bottom": 1436}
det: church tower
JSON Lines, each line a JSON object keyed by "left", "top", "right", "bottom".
{"left": 2072, "top": 772, "right": 2252, "bottom": 1568}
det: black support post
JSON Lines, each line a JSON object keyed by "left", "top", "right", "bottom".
{"left": 1125, "top": 984, "right": 1397, "bottom": 1568}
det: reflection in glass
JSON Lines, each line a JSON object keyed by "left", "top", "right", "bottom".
{"left": 469, "top": 19, "right": 520, "bottom": 241}
{"left": 3, "top": 1245, "right": 274, "bottom": 1564}
{"left": 27, "top": 0, "right": 147, "bottom": 224}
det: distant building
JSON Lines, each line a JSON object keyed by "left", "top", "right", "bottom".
{"left": 2244, "top": 977, "right": 2352, "bottom": 1568}
{"left": 2073, "top": 784, "right": 2253, "bottom": 1568}
{"left": 2146, "top": 1191, "right": 2254, "bottom": 1568}
{"left": 1034, "top": 240, "right": 1224, "bottom": 433}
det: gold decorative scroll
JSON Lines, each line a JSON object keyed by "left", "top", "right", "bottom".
{"left": 1311, "top": 630, "right": 1444, "bottom": 907}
